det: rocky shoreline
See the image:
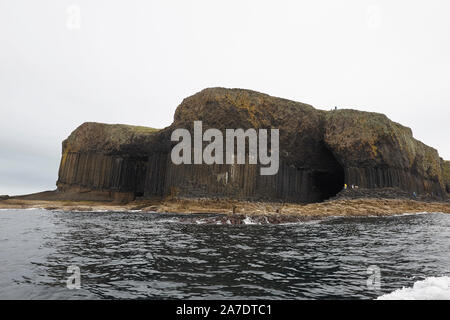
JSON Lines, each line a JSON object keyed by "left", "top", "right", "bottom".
{"left": 1, "top": 189, "right": 449, "bottom": 224}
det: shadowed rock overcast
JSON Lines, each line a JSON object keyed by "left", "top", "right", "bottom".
{"left": 1, "top": 0, "right": 450, "bottom": 195}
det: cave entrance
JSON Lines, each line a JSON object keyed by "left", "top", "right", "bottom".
{"left": 312, "top": 169, "right": 345, "bottom": 201}
{"left": 311, "top": 144, "right": 345, "bottom": 202}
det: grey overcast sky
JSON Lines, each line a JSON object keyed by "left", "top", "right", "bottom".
{"left": 0, "top": 0, "right": 449, "bottom": 195}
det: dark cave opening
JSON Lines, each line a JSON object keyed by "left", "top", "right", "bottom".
{"left": 311, "top": 143, "right": 345, "bottom": 202}
{"left": 312, "top": 169, "right": 345, "bottom": 201}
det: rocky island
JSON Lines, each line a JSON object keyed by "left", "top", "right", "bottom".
{"left": 1, "top": 88, "right": 449, "bottom": 220}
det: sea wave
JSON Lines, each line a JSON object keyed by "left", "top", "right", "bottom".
{"left": 377, "top": 276, "right": 450, "bottom": 300}
{"left": 387, "top": 211, "right": 430, "bottom": 217}
{"left": 155, "top": 218, "right": 180, "bottom": 224}
{"left": 242, "top": 216, "right": 261, "bottom": 225}
{"left": 0, "top": 207, "right": 41, "bottom": 211}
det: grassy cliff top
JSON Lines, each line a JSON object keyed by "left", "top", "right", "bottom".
{"left": 63, "top": 122, "right": 160, "bottom": 154}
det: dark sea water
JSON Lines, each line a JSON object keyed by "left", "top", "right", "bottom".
{"left": 0, "top": 209, "right": 449, "bottom": 299}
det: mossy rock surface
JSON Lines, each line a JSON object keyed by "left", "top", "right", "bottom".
{"left": 62, "top": 122, "right": 160, "bottom": 155}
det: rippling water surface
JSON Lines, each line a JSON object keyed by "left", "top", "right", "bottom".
{"left": 0, "top": 209, "right": 449, "bottom": 299}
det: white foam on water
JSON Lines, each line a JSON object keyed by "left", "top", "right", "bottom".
{"left": 156, "top": 218, "right": 180, "bottom": 224}
{"left": 389, "top": 211, "right": 430, "bottom": 217}
{"left": 279, "top": 219, "right": 322, "bottom": 226}
{"left": 242, "top": 216, "right": 260, "bottom": 225}
{"left": 377, "top": 276, "right": 450, "bottom": 300}
{"left": 0, "top": 207, "right": 42, "bottom": 211}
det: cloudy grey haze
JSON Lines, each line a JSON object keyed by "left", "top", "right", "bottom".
{"left": 1, "top": 0, "right": 449, "bottom": 195}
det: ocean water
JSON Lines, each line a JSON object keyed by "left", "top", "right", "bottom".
{"left": 0, "top": 209, "right": 449, "bottom": 300}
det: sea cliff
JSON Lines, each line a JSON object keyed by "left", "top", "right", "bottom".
{"left": 54, "top": 88, "right": 448, "bottom": 203}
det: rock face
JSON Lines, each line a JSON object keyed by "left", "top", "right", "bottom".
{"left": 57, "top": 123, "right": 161, "bottom": 202}
{"left": 442, "top": 160, "right": 450, "bottom": 195}
{"left": 56, "top": 88, "right": 448, "bottom": 203}
{"left": 324, "top": 110, "right": 444, "bottom": 197}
